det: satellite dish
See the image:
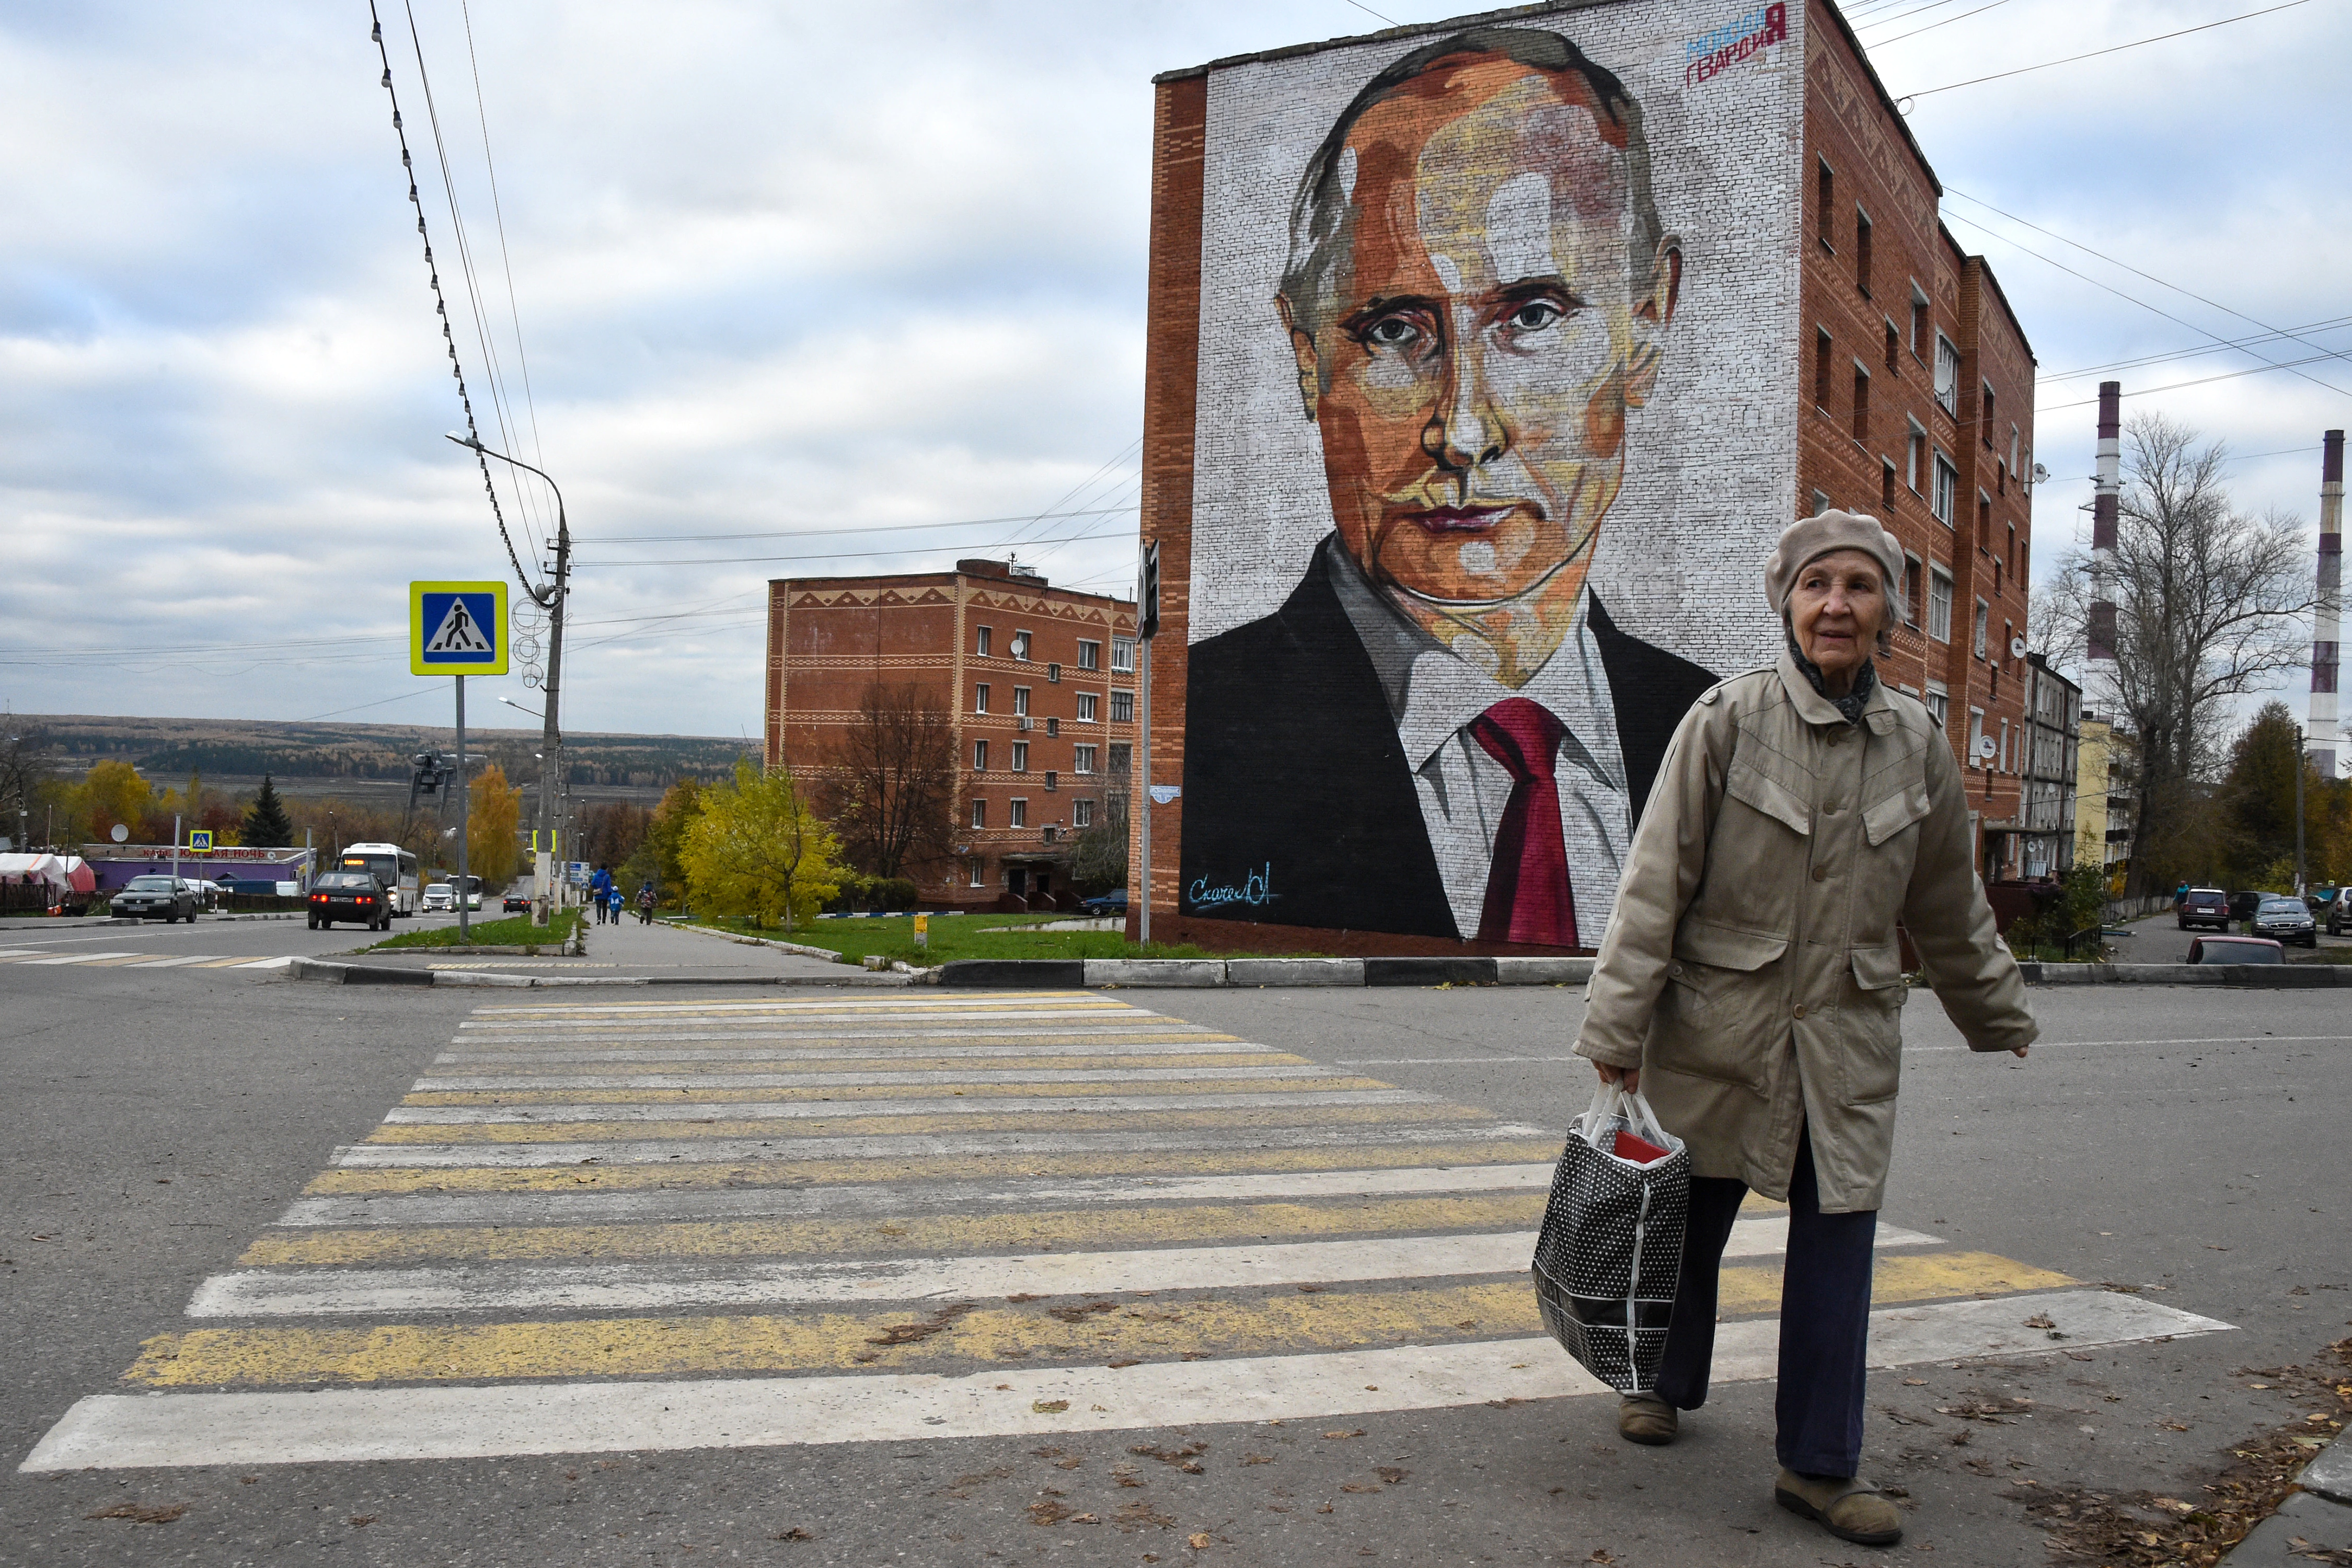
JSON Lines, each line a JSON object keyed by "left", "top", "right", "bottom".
{"left": 1975, "top": 735, "right": 1998, "bottom": 761}
{"left": 2010, "top": 637, "right": 2029, "bottom": 660}
{"left": 2032, "top": 463, "right": 2050, "bottom": 485}
{"left": 110, "top": 823, "right": 130, "bottom": 843}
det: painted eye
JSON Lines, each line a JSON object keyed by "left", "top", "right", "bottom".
{"left": 1507, "top": 301, "right": 1563, "bottom": 332}
{"left": 1364, "top": 317, "right": 1420, "bottom": 349}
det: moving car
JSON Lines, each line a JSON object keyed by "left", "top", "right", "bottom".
{"left": 2247, "top": 894, "right": 2318, "bottom": 948}
{"left": 2176, "top": 888, "right": 2230, "bottom": 931}
{"left": 421, "top": 882, "right": 455, "bottom": 913}
{"left": 502, "top": 894, "right": 532, "bottom": 913}
{"left": 2188, "top": 934, "right": 2284, "bottom": 965}
{"left": 111, "top": 874, "right": 200, "bottom": 923}
{"left": 309, "top": 871, "right": 394, "bottom": 930}
{"left": 1080, "top": 889, "right": 1129, "bottom": 916}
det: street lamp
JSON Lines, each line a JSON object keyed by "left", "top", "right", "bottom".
{"left": 446, "top": 431, "right": 570, "bottom": 926}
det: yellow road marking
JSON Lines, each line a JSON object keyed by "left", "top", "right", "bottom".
{"left": 442, "top": 1032, "right": 1243, "bottom": 1054}
{"left": 361, "top": 1099, "right": 1494, "bottom": 1145}
{"left": 195, "top": 955, "right": 276, "bottom": 967}
{"left": 238, "top": 1194, "right": 1551, "bottom": 1267}
{"left": 126, "top": 1253, "right": 2076, "bottom": 1389}
{"left": 303, "top": 1140, "right": 1571, "bottom": 1195}
{"left": 403, "top": 1052, "right": 1311, "bottom": 1091}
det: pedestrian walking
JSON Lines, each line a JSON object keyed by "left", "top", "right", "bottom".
{"left": 607, "top": 883, "right": 625, "bottom": 924}
{"left": 1574, "top": 511, "right": 2037, "bottom": 1549}
{"left": 590, "top": 864, "right": 613, "bottom": 925}
{"left": 637, "top": 883, "right": 656, "bottom": 925}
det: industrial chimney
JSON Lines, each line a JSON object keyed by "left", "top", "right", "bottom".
{"left": 2312, "top": 429, "right": 2346, "bottom": 776}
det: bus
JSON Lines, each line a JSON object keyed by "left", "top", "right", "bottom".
{"left": 338, "top": 843, "right": 421, "bottom": 916}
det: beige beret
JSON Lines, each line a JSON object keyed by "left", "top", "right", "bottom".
{"left": 1764, "top": 511, "right": 1907, "bottom": 629}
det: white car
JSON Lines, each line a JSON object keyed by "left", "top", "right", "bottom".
{"left": 421, "top": 883, "right": 456, "bottom": 913}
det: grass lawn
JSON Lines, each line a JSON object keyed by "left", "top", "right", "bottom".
{"left": 675, "top": 912, "right": 1239, "bottom": 967}
{"left": 364, "top": 908, "right": 585, "bottom": 951}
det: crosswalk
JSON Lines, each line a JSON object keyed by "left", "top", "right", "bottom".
{"left": 0, "top": 947, "right": 295, "bottom": 971}
{"left": 22, "top": 991, "right": 2230, "bottom": 1471}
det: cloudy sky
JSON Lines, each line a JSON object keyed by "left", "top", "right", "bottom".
{"left": 4, "top": 0, "right": 2347, "bottom": 742}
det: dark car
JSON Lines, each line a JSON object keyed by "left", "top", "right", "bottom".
{"left": 110, "top": 874, "right": 200, "bottom": 923}
{"left": 2177, "top": 888, "right": 2230, "bottom": 931}
{"left": 502, "top": 894, "right": 532, "bottom": 913}
{"left": 2247, "top": 894, "right": 2318, "bottom": 948}
{"left": 2227, "top": 890, "right": 2267, "bottom": 921}
{"left": 1080, "top": 889, "right": 1128, "bottom": 916}
{"left": 308, "top": 871, "right": 393, "bottom": 931}
{"left": 2188, "top": 934, "right": 2285, "bottom": 965}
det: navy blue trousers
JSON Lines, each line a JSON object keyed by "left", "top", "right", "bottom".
{"left": 1652, "top": 1124, "right": 1877, "bottom": 1478}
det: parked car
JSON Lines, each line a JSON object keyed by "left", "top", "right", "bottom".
{"left": 502, "top": 894, "right": 532, "bottom": 913}
{"left": 2187, "top": 934, "right": 2284, "bottom": 965}
{"left": 2328, "top": 889, "right": 2352, "bottom": 938}
{"left": 2176, "top": 888, "right": 2230, "bottom": 931}
{"left": 2227, "top": 890, "right": 2267, "bottom": 921}
{"left": 421, "top": 882, "right": 455, "bottom": 913}
{"left": 2247, "top": 894, "right": 2319, "bottom": 947}
{"left": 1080, "top": 889, "right": 1129, "bottom": 915}
{"left": 309, "top": 871, "right": 394, "bottom": 931}
{"left": 110, "top": 874, "right": 200, "bottom": 923}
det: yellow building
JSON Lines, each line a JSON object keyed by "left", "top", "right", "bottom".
{"left": 2074, "top": 716, "right": 2133, "bottom": 890}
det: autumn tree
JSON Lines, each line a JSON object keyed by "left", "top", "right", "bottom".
{"left": 2037, "top": 415, "right": 2315, "bottom": 896}
{"left": 821, "top": 683, "right": 958, "bottom": 880}
{"left": 2218, "top": 702, "right": 2349, "bottom": 890}
{"left": 681, "top": 760, "right": 839, "bottom": 931}
{"left": 73, "top": 759, "right": 153, "bottom": 845}
{"left": 0, "top": 729, "right": 52, "bottom": 847}
{"left": 244, "top": 775, "right": 295, "bottom": 847}
{"left": 466, "top": 764, "right": 524, "bottom": 887}
{"left": 1070, "top": 748, "right": 1131, "bottom": 895}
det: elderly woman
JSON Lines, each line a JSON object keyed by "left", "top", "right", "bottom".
{"left": 1574, "top": 511, "right": 2036, "bottom": 1548}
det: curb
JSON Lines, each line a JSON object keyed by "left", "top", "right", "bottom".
{"left": 2013, "top": 961, "right": 2352, "bottom": 987}
{"left": 656, "top": 919, "right": 845, "bottom": 963}
{"left": 937, "top": 956, "right": 1596, "bottom": 989}
{"left": 287, "top": 958, "right": 912, "bottom": 990}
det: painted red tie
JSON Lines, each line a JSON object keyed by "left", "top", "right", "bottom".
{"left": 1471, "top": 697, "right": 1577, "bottom": 948}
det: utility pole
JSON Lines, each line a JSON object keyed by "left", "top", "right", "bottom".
{"left": 456, "top": 676, "right": 471, "bottom": 942}
{"left": 1135, "top": 541, "right": 1161, "bottom": 949}
{"left": 447, "top": 433, "right": 569, "bottom": 926}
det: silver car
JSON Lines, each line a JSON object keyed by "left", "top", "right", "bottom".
{"left": 2248, "top": 895, "right": 2318, "bottom": 948}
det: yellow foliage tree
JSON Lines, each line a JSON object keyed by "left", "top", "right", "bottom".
{"left": 74, "top": 759, "right": 153, "bottom": 844}
{"left": 465, "top": 764, "right": 523, "bottom": 887}
{"left": 680, "top": 759, "right": 839, "bottom": 931}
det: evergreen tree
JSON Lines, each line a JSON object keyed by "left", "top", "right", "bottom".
{"left": 244, "top": 774, "right": 295, "bottom": 847}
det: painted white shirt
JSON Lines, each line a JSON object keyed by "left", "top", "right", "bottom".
{"left": 1327, "top": 546, "right": 1631, "bottom": 943}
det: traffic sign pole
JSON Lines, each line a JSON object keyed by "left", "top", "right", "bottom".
{"left": 456, "top": 676, "right": 469, "bottom": 943}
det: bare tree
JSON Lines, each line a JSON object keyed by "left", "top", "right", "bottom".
{"left": 821, "top": 683, "right": 959, "bottom": 880}
{"left": 1071, "top": 751, "right": 1131, "bottom": 895}
{"left": 2039, "top": 414, "right": 2314, "bottom": 897}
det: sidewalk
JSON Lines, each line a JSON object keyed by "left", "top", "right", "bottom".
{"left": 304, "top": 912, "right": 870, "bottom": 986}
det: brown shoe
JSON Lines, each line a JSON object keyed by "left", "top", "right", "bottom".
{"left": 1617, "top": 1395, "right": 1678, "bottom": 1446}
{"left": 1774, "top": 1469, "right": 1904, "bottom": 1546}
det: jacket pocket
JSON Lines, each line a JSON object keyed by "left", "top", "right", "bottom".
{"left": 1654, "top": 921, "right": 1789, "bottom": 1091}
{"left": 1726, "top": 757, "right": 1812, "bottom": 837}
{"left": 1838, "top": 945, "right": 1906, "bottom": 1103}
{"left": 1862, "top": 784, "right": 1933, "bottom": 847}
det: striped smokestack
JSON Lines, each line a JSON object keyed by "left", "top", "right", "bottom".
{"left": 2313, "top": 429, "right": 2346, "bottom": 776}
{"left": 2087, "top": 381, "right": 2121, "bottom": 676}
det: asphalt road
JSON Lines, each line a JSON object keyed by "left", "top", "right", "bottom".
{"left": 1, "top": 958, "right": 2344, "bottom": 1568}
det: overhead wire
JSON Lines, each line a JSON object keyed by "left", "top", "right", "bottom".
{"left": 1901, "top": 0, "right": 2313, "bottom": 99}
{"left": 2037, "top": 314, "right": 2352, "bottom": 384}
{"left": 1866, "top": 0, "right": 2012, "bottom": 47}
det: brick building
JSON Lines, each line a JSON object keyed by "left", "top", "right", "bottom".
{"left": 1135, "top": 0, "right": 2043, "bottom": 954}
{"left": 764, "top": 559, "right": 1138, "bottom": 909}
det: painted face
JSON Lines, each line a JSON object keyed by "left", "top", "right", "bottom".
{"left": 1290, "top": 57, "right": 1676, "bottom": 606}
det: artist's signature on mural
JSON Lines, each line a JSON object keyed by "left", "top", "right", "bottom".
{"left": 1189, "top": 864, "right": 1276, "bottom": 910}
{"left": 1682, "top": 2, "right": 1786, "bottom": 87}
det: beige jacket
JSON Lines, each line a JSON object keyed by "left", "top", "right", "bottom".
{"left": 1575, "top": 654, "right": 2037, "bottom": 1213}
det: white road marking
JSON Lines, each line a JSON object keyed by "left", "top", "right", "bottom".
{"left": 25, "top": 1292, "right": 2228, "bottom": 1471}
{"left": 432, "top": 1040, "right": 1275, "bottom": 1065}
{"left": 381, "top": 1088, "right": 1432, "bottom": 1126}
{"left": 191, "top": 1218, "right": 1939, "bottom": 1318}
{"left": 406, "top": 1064, "right": 1340, "bottom": 1091}
{"left": 15, "top": 952, "right": 141, "bottom": 965}
{"left": 123, "top": 955, "right": 228, "bottom": 969}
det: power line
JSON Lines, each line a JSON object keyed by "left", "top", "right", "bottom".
{"left": 573, "top": 525, "right": 1139, "bottom": 570}
{"left": 2037, "top": 352, "right": 2350, "bottom": 411}
{"left": 2038, "top": 314, "right": 2352, "bottom": 383}
{"left": 579, "top": 505, "right": 1138, "bottom": 546}
{"left": 1866, "top": 0, "right": 2012, "bottom": 47}
{"left": 1901, "top": 0, "right": 2314, "bottom": 99}
{"left": 456, "top": 0, "right": 550, "bottom": 536}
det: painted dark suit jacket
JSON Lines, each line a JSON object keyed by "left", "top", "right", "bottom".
{"left": 1179, "top": 535, "right": 1718, "bottom": 942}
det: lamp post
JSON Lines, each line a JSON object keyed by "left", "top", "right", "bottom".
{"left": 446, "top": 432, "right": 569, "bottom": 926}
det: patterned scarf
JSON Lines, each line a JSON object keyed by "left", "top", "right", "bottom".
{"left": 1787, "top": 628, "right": 1878, "bottom": 726}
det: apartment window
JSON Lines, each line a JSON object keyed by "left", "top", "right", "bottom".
{"left": 2004, "top": 620, "right": 2015, "bottom": 663}
{"left": 1903, "top": 552, "right": 1924, "bottom": 626}
{"left": 1111, "top": 637, "right": 1136, "bottom": 672}
{"left": 1812, "top": 488, "right": 1832, "bottom": 517}
{"left": 1074, "top": 744, "right": 1097, "bottom": 774}
{"left": 973, "top": 683, "right": 989, "bottom": 714}
{"left": 1009, "top": 798, "right": 1028, "bottom": 827}
{"left": 1924, "top": 682, "right": 1950, "bottom": 728}
{"left": 1077, "top": 640, "right": 1100, "bottom": 671}
{"left": 975, "top": 625, "right": 992, "bottom": 657}
{"left": 1045, "top": 770, "right": 1058, "bottom": 792}
{"left": 1981, "top": 383, "right": 1997, "bottom": 446}
{"left": 971, "top": 798, "right": 987, "bottom": 828}
{"left": 1973, "top": 599, "right": 1990, "bottom": 659}
{"left": 1076, "top": 693, "right": 1098, "bottom": 722}
{"left": 1817, "top": 158, "right": 1834, "bottom": 247}
{"left": 1932, "top": 452, "right": 1957, "bottom": 526}
{"left": 1968, "top": 707, "right": 1986, "bottom": 767}
{"left": 1882, "top": 458, "right": 1898, "bottom": 512}
{"left": 1110, "top": 690, "right": 1134, "bottom": 723}
{"left": 968, "top": 857, "right": 985, "bottom": 887}
{"left": 1073, "top": 799, "right": 1094, "bottom": 829}
{"left": 1993, "top": 554, "right": 2003, "bottom": 596}
{"left": 1814, "top": 328, "right": 1832, "bottom": 411}
{"left": 1851, "top": 362, "right": 1870, "bottom": 443}
{"left": 1884, "top": 319, "right": 1899, "bottom": 372}
{"left": 2010, "top": 525, "right": 2022, "bottom": 582}
{"left": 1854, "top": 207, "right": 1873, "bottom": 294}
{"left": 1928, "top": 566, "right": 1954, "bottom": 642}
{"left": 1009, "top": 629, "right": 1032, "bottom": 661}
{"left": 972, "top": 739, "right": 988, "bottom": 771}
{"left": 1010, "top": 741, "right": 1029, "bottom": 772}
{"left": 1909, "top": 285, "right": 1929, "bottom": 354}
{"left": 1933, "top": 333, "right": 1960, "bottom": 414}
{"left": 1047, "top": 662, "right": 1061, "bottom": 685}
{"left": 1045, "top": 717, "right": 1059, "bottom": 737}
{"left": 1978, "top": 492, "right": 1992, "bottom": 550}
{"left": 1107, "top": 742, "right": 1133, "bottom": 774}
{"left": 2010, "top": 425, "right": 2021, "bottom": 476}
{"left": 1906, "top": 421, "right": 1926, "bottom": 492}
{"left": 2000, "top": 719, "right": 2012, "bottom": 773}
{"left": 1013, "top": 686, "right": 1030, "bottom": 717}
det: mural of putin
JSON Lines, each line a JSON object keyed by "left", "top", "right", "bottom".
{"left": 1181, "top": 27, "right": 1716, "bottom": 947}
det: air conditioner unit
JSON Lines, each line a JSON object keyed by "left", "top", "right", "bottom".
{"left": 1018, "top": 717, "right": 1033, "bottom": 731}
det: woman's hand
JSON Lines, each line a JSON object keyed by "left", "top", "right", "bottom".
{"left": 1595, "top": 1061, "right": 1641, "bottom": 1093}
{"left": 2011, "top": 1046, "right": 2028, "bottom": 1059}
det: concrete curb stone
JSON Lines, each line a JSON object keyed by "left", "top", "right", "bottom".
{"left": 656, "top": 919, "right": 845, "bottom": 963}
{"left": 2303, "top": 1435, "right": 2352, "bottom": 1506}
{"left": 287, "top": 958, "right": 913, "bottom": 990}
{"left": 2212, "top": 1489, "right": 2351, "bottom": 1566}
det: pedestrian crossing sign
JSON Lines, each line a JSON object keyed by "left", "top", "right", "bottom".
{"left": 410, "top": 580, "right": 509, "bottom": 675}
{"left": 188, "top": 829, "right": 213, "bottom": 852}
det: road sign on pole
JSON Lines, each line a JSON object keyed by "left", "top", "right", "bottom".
{"left": 189, "top": 829, "right": 214, "bottom": 852}
{"left": 410, "top": 581, "right": 510, "bottom": 675}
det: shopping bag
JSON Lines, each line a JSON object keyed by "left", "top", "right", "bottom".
{"left": 1529, "top": 1083, "right": 1690, "bottom": 1394}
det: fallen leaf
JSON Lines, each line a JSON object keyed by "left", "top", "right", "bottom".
{"left": 84, "top": 1503, "right": 186, "bottom": 1524}
{"left": 1032, "top": 1400, "right": 1069, "bottom": 1414}
{"left": 1189, "top": 1531, "right": 1213, "bottom": 1549}
{"left": 771, "top": 1526, "right": 814, "bottom": 1541}
{"left": 1323, "top": 1429, "right": 1365, "bottom": 1440}
{"left": 348, "top": 1515, "right": 377, "bottom": 1527}
{"left": 2023, "top": 1313, "right": 2057, "bottom": 1330}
